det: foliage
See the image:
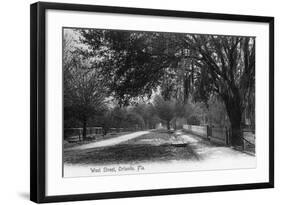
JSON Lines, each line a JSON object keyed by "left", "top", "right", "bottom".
{"left": 183, "top": 34, "right": 255, "bottom": 145}
{"left": 64, "top": 29, "right": 255, "bottom": 145}
{"left": 205, "top": 96, "right": 230, "bottom": 127}
{"left": 130, "top": 103, "right": 161, "bottom": 129}
{"left": 63, "top": 32, "right": 108, "bottom": 138}
{"left": 79, "top": 29, "right": 181, "bottom": 105}
{"left": 186, "top": 116, "right": 201, "bottom": 125}
{"left": 153, "top": 95, "right": 177, "bottom": 130}
{"left": 99, "top": 107, "right": 145, "bottom": 131}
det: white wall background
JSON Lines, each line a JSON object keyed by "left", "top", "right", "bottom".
{"left": 0, "top": 0, "right": 279, "bottom": 204}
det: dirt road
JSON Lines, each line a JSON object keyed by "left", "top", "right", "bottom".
{"left": 65, "top": 130, "right": 150, "bottom": 151}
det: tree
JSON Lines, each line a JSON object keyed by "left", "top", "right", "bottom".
{"left": 206, "top": 96, "right": 230, "bottom": 127}
{"left": 172, "top": 100, "right": 187, "bottom": 129}
{"left": 64, "top": 50, "right": 107, "bottom": 140}
{"left": 79, "top": 29, "right": 180, "bottom": 105}
{"left": 153, "top": 95, "right": 176, "bottom": 130}
{"left": 126, "top": 112, "right": 145, "bottom": 129}
{"left": 99, "top": 110, "right": 113, "bottom": 135}
{"left": 130, "top": 103, "right": 160, "bottom": 129}
{"left": 78, "top": 28, "right": 255, "bottom": 145}
{"left": 183, "top": 34, "right": 255, "bottom": 145}
{"left": 107, "top": 106, "right": 145, "bottom": 130}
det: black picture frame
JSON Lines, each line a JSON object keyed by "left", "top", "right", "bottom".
{"left": 30, "top": 1, "right": 274, "bottom": 203}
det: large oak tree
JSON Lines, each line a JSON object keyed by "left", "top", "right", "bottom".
{"left": 183, "top": 34, "right": 255, "bottom": 145}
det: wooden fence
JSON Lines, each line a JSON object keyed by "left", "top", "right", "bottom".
{"left": 183, "top": 124, "right": 255, "bottom": 153}
{"left": 64, "top": 127, "right": 103, "bottom": 142}
{"left": 64, "top": 127, "right": 141, "bottom": 142}
{"left": 183, "top": 124, "right": 228, "bottom": 145}
{"left": 241, "top": 129, "right": 255, "bottom": 153}
{"left": 182, "top": 125, "right": 208, "bottom": 138}
{"left": 209, "top": 127, "right": 230, "bottom": 145}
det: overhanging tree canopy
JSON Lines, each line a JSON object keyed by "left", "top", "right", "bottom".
{"left": 79, "top": 29, "right": 255, "bottom": 145}
{"left": 79, "top": 29, "right": 181, "bottom": 105}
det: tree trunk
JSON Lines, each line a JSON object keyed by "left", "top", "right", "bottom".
{"left": 230, "top": 122, "right": 243, "bottom": 146}
{"left": 224, "top": 96, "right": 243, "bottom": 146}
{"left": 145, "top": 120, "right": 148, "bottom": 130}
{"left": 166, "top": 120, "right": 171, "bottom": 131}
{"left": 82, "top": 118, "right": 87, "bottom": 141}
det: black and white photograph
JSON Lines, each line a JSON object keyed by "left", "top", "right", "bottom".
{"left": 28, "top": 1, "right": 274, "bottom": 203}
{"left": 0, "top": 0, "right": 277, "bottom": 204}
{"left": 63, "top": 27, "right": 256, "bottom": 177}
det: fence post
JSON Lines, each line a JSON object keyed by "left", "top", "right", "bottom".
{"left": 207, "top": 125, "right": 212, "bottom": 140}
{"left": 242, "top": 131, "right": 245, "bottom": 151}
{"left": 225, "top": 127, "right": 229, "bottom": 145}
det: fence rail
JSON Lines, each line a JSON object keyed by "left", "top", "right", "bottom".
{"left": 64, "top": 126, "right": 141, "bottom": 142}
{"left": 182, "top": 125, "right": 208, "bottom": 138}
{"left": 183, "top": 124, "right": 255, "bottom": 154}
{"left": 242, "top": 130, "right": 255, "bottom": 154}
{"left": 64, "top": 127, "right": 103, "bottom": 142}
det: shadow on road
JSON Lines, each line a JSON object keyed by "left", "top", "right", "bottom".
{"left": 64, "top": 130, "right": 203, "bottom": 165}
{"left": 65, "top": 142, "right": 200, "bottom": 165}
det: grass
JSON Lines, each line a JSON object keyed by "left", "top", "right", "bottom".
{"left": 64, "top": 130, "right": 200, "bottom": 165}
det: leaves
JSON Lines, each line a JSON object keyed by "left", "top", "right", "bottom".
{"left": 64, "top": 28, "right": 255, "bottom": 135}
{"left": 79, "top": 29, "right": 181, "bottom": 105}
{"left": 63, "top": 34, "right": 107, "bottom": 122}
